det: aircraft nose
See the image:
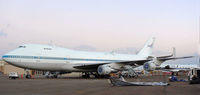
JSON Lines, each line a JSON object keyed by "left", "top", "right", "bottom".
{"left": 2, "top": 48, "right": 18, "bottom": 62}
{"left": 2, "top": 55, "right": 8, "bottom": 61}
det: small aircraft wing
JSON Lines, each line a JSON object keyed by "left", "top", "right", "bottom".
{"left": 166, "top": 68, "right": 190, "bottom": 72}
{"left": 160, "top": 67, "right": 191, "bottom": 72}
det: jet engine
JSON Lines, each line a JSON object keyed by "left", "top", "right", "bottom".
{"left": 143, "top": 61, "right": 157, "bottom": 71}
{"left": 97, "top": 65, "right": 116, "bottom": 75}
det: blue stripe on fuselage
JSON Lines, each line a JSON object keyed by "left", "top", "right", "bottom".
{"left": 2, "top": 55, "right": 123, "bottom": 62}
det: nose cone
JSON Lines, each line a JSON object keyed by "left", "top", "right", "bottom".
{"left": 2, "top": 45, "right": 28, "bottom": 67}
{"left": 1, "top": 48, "right": 20, "bottom": 64}
{"left": 2, "top": 54, "right": 11, "bottom": 63}
{"left": 2, "top": 54, "right": 8, "bottom": 61}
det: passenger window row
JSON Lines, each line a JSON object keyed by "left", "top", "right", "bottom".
{"left": 3, "top": 55, "right": 121, "bottom": 62}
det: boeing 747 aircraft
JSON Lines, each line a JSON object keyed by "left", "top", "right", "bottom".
{"left": 2, "top": 37, "right": 193, "bottom": 78}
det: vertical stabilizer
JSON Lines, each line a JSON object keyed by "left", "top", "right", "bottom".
{"left": 172, "top": 47, "right": 176, "bottom": 57}
{"left": 137, "top": 37, "right": 155, "bottom": 58}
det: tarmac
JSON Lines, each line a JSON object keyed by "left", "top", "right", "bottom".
{"left": 0, "top": 75, "right": 200, "bottom": 95}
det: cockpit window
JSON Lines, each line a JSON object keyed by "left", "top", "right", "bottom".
{"left": 18, "top": 46, "right": 26, "bottom": 48}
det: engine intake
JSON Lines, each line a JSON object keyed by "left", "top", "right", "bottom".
{"left": 143, "top": 61, "right": 156, "bottom": 71}
{"left": 97, "top": 65, "right": 115, "bottom": 75}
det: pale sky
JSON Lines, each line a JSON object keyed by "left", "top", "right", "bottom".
{"left": 0, "top": 0, "right": 200, "bottom": 63}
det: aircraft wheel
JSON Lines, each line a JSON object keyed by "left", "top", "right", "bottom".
{"left": 26, "top": 75, "right": 31, "bottom": 79}
{"left": 82, "top": 72, "right": 90, "bottom": 78}
{"left": 94, "top": 74, "right": 100, "bottom": 78}
{"left": 54, "top": 75, "right": 58, "bottom": 78}
{"left": 82, "top": 75, "right": 86, "bottom": 78}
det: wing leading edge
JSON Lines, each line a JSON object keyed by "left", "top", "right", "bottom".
{"left": 73, "top": 59, "right": 151, "bottom": 70}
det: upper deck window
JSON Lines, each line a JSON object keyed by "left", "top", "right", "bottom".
{"left": 44, "top": 48, "right": 52, "bottom": 50}
{"left": 18, "top": 46, "right": 26, "bottom": 48}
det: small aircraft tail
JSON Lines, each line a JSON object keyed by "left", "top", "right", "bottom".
{"left": 137, "top": 37, "right": 155, "bottom": 58}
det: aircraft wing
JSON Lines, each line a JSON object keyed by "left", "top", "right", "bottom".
{"left": 73, "top": 59, "right": 151, "bottom": 69}
{"left": 115, "top": 59, "right": 151, "bottom": 66}
{"left": 157, "top": 56, "right": 193, "bottom": 61}
{"left": 73, "top": 56, "right": 193, "bottom": 70}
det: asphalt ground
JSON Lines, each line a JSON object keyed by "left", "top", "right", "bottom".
{"left": 0, "top": 75, "right": 200, "bottom": 95}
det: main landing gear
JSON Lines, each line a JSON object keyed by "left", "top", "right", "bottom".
{"left": 24, "top": 69, "right": 31, "bottom": 79}
{"left": 45, "top": 71, "right": 58, "bottom": 78}
{"left": 81, "top": 72, "right": 110, "bottom": 78}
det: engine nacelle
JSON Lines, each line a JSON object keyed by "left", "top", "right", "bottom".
{"left": 97, "top": 65, "right": 115, "bottom": 75}
{"left": 143, "top": 61, "right": 157, "bottom": 71}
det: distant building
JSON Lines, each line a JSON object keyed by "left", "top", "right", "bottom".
{"left": 0, "top": 59, "right": 25, "bottom": 75}
{"left": 0, "top": 59, "right": 44, "bottom": 75}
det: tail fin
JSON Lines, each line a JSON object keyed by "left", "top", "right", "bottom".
{"left": 137, "top": 37, "right": 155, "bottom": 58}
{"left": 172, "top": 47, "right": 176, "bottom": 57}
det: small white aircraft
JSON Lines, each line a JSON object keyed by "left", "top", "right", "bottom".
{"left": 162, "top": 64, "right": 200, "bottom": 72}
{"left": 2, "top": 37, "right": 193, "bottom": 78}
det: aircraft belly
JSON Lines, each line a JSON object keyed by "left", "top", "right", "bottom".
{"left": 8, "top": 59, "right": 99, "bottom": 72}
{"left": 11, "top": 59, "right": 69, "bottom": 71}
{"left": 62, "top": 61, "right": 99, "bottom": 72}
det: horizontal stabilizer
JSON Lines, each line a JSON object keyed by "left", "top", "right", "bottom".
{"left": 157, "top": 56, "right": 193, "bottom": 62}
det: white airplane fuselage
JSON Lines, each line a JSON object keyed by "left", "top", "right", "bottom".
{"left": 2, "top": 44, "right": 145, "bottom": 72}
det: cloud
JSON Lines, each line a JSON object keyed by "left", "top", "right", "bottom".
{"left": 113, "top": 48, "right": 138, "bottom": 54}
{"left": 0, "top": 30, "right": 7, "bottom": 37}
{"left": 0, "top": 49, "right": 7, "bottom": 58}
{"left": 73, "top": 45, "right": 96, "bottom": 51}
{"left": 0, "top": 24, "right": 10, "bottom": 37}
